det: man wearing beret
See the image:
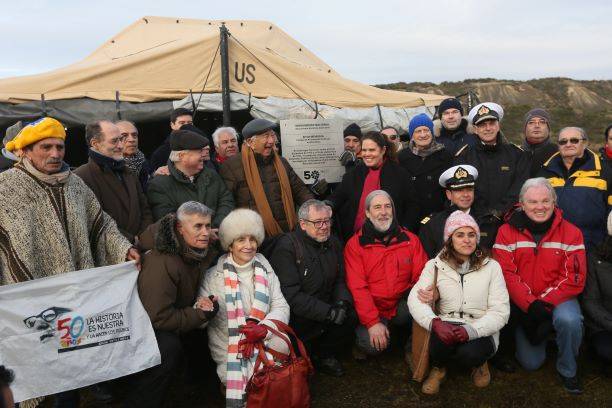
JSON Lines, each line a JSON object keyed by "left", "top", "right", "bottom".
{"left": 522, "top": 108, "right": 558, "bottom": 177}
{"left": 75, "top": 120, "right": 153, "bottom": 243}
{"left": 220, "top": 118, "right": 313, "bottom": 238}
{"left": 435, "top": 98, "right": 476, "bottom": 155}
{"left": 0, "top": 117, "right": 138, "bottom": 407}
{"left": 147, "top": 129, "right": 234, "bottom": 226}
{"left": 455, "top": 103, "right": 530, "bottom": 224}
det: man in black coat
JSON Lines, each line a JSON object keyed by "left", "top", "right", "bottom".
{"left": 435, "top": 98, "right": 477, "bottom": 155}
{"left": 149, "top": 108, "right": 193, "bottom": 171}
{"left": 269, "top": 199, "right": 356, "bottom": 377}
{"left": 521, "top": 108, "right": 558, "bottom": 177}
{"left": 455, "top": 103, "right": 530, "bottom": 219}
{"left": 419, "top": 165, "right": 498, "bottom": 258}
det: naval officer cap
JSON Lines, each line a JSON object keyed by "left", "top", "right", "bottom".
{"left": 439, "top": 165, "right": 478, "bottom": 190}
{"left": 468, "top": 102, "right": 504, "bottom": 125}
{"left": 242, "top": 118, "right": 278, "bottom": 139}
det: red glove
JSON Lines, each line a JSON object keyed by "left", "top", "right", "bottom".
{"left": 431, "top": 318, "right": 457, "bottom": 346}
{"left": 238, "top": 340, "right": 256, "bottom": 359}
{"left": 239, "top": 321, "right": 268, "bottom": 343}
{"left": 452, "top": 325, "right": 469, "bottom": 343}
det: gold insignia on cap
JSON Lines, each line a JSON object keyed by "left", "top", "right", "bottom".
{"left": 454, "top": 167, "right": 468, "bottom": 179}
{"left": 477, "top": 105, "right": 490, "bottom": 116}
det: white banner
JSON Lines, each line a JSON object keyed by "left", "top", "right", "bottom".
{"left": 0, "top": 262, "right": 161, "bottom": 403}
{"left": 280, "top": 118, "right": 346, "bottom": 184}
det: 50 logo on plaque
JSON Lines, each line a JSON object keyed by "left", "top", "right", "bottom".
{"left": 303, "top": 170, "right": 320, "bottom": 181}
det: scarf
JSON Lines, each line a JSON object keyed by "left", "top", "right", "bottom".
{"left": 360, "top": 218, "right": 403, "bottom": 246}
{"left": 216, "top": 153, "right": 229, "bottom": 165}
{"left": 353, "top": 165, "right": 382, "bottom": 232}
{"left": 20, "top": 157, "right": 70, "bottom": 185}
{"left": 605, "top": 145, "right": 612, "bottom": 160}
{"left": 408, "top": 139, "right": 445, "bottom": 158}
{"left": 241, "top": 147, "right": 296, "bottom": 236}
{"left": 509, "top": 209, "right": 555, "bottom": 244}
{"left": 89, "top": 149, "right": 125, "bottom": 173}
{"left": 124, "top": 150, "right": 146, "bottom": 174}
{"left": 224, "top": 255, "right": 271, "bottom": 407}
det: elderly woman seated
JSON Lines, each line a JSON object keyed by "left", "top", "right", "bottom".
{"left": 198, "top": 208, "right": 290, "bottom": 406}
{"left": 408, "top": 211, "right": 510, "bottom": 394}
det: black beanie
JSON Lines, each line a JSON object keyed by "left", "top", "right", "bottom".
{"left": 343, "top": 123, "right": 362, "bottom": 139}
{"left": 438, "top": 98, "right": 464, "bottom": 116}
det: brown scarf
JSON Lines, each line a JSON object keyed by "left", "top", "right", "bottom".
{"left": 20, "top": 157, "right": 70, "bottom": 185}
{"left": 241, "top": 146, "right": 296, "bottom": 236}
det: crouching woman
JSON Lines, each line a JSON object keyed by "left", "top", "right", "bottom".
{"left": 198, "top": 208, "right": 290, "bottom": 406}
{"left": 408, "top": 211, "right": 509, "bottom": 394}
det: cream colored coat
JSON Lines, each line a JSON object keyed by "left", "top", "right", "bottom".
{"left": 408, "top": 256, "right": 510, "bottom": 348}
{"left": 198, "top": 253, "right": 290, "bottom": 384}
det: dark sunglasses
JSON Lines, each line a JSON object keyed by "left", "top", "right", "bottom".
{"left": 558, "top": 138, "right": 585, "bottom": 146}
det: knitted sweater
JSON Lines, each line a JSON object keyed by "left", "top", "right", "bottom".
{"left": 0, "top": 165, "right": 132, "bottom": 285}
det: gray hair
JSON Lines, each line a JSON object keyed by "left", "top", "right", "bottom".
{"left": 297, "top": 199, "right": 332, "bottom": 220}
{"left": 212, "top": 126, "right": 238, "bottom": 147}
{"left": 169, "top": 150, "right": 188, "bottom": 162}
{"left": 85, "top": 120, "right": 113, "bottom": 146}
{"left": 176, "top": 201, "right": 214, "bottom": 222}
{"left": 365, "top": 190, "right": 394, "bottom": 212}
{"left": 558, "top": 126, "right": 587, "bottom": 141}
{"left": 519, "top": 177, "right": 557, "bottom": 204}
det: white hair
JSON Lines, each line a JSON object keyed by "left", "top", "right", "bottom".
{"left": 365, "top": 190, "right": 394, "bottom": 211}
{"left": 212, "top": 126, "right": 238, "bottom": 147}
{"left": 558, "top": 126, "right": 587, "bottom": 141}
{"left": 519, "top": 177, "right": 557, "bottom": 204}
{"left": 298, "top": 199, "right": 332, "bottom": 220}
{"left": 169, "top": 150, "right": 187, "bottom": 162}
{"left": 176, "top": 201, "right": 214, "bottom": 222}
{"left": 218, "top": 208, "right": 265, "bottom": 251}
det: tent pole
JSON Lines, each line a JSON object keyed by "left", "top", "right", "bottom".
{"left": 220, "top": 23, "right": 231, "bottom": 126}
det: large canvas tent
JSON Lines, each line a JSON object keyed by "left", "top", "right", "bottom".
{"left": 0, "top": 16, "right": 448, "bottom": 132}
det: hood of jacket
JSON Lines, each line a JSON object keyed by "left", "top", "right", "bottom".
{"left": 154, "top": 213, "right": 209, "bottom": 263}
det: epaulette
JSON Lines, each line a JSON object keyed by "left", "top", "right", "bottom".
{"left": 455, "top": 144, "right": 469, "bottom": 157}
{"left": 420, "top": 215, "right": 432, "bottom": 225}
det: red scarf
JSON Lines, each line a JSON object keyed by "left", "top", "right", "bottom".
{"left": 606, "top": 145, "right": 612, "bottom": 160}
{"left": 215, "top": 154, "right": 228, "bottom": 165}
{"left": 354, "top": 165, "right": 382, "bottom": 232}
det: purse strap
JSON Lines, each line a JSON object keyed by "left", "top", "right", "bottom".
{"left": 251, "top": 319, "right": 312, "bottom": 372}
{"left": 431, "top": 265, "right": 439, "bottom": 315}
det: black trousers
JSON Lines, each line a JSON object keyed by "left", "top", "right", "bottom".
{"left": 591, "top": 331, "right": 612, "bottom": 364}
{"left": 306, "top": 312, "right": 359, "bottom": 359}
{"left": 430, "top": 332, "right": 496, "bottom": 368}
{"left": 122, "top": 330, "right": 183, "bottom": 408}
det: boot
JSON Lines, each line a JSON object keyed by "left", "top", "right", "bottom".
{"left": 471, "top": 362, "right": 491, "bottom": 388}
{"left": 352, "top": 345, "right": 367, "bottom": 361}
{"left": 421, "top": 367, "right": 446, "bottom": 395}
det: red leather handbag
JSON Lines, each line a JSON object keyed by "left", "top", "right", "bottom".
{"left": 246, "top": 320, "right": 314, "bottom": 408}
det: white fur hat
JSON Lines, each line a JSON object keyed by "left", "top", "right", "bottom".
{"left": 219, "top": 208, "right": 265, "bottom": 251}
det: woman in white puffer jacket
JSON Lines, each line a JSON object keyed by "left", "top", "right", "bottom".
{"left": 408, "top": 210, "right": 509, "bottom": 395}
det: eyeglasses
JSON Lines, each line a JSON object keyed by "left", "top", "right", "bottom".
{"left": 23, "top": 307, "right": 70, "bottom": 328}
{"left": 303, "top": 218, "right": 332, "bottom": 229}
{"left": 558, "top": 138, "right": 585, "bottom": 146}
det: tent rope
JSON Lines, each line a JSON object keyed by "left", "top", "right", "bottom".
{"left": 228, "top": 31, "right": 323, "bottom": 118}
{"left": 192, "top": 40, "right": 221, "bottom": 121}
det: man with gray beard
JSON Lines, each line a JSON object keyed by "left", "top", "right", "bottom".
{"left": 269, "top": 199, "right": 356, "bottom": 376}
{"left": 344, "top": 190, "right": 428, "bottom": 359}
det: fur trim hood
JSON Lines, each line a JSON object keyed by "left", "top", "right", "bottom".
{"left": 155, "top": 213, "right": 182, "bottom": 255}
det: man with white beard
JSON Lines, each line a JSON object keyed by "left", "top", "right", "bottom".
{"left": 344, "top": 190, "right": 428, "bottom": 359}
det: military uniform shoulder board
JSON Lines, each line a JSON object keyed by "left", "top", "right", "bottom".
{"left": 455, "top": 144, "right": 469, "bottom": 157}
{"left": 512, "top": 143, "right": 524, "bottom": 151}
{"left": 420, "top": 215, "right": 432, "bottom": 225}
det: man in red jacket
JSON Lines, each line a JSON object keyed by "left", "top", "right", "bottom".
{"left": 493, "top": 177, "right": 586, "bottom": 394}
{"left": 345, "top": 190, "right": 428, "bottom": 358}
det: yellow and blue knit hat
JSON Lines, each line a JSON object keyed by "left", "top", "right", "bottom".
{"left": 6, "top": 117, "right": 66, "bottom": 152}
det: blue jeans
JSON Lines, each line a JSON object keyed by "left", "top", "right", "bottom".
{"left": 515, "top": 299, "right": 583, "bottom": 377}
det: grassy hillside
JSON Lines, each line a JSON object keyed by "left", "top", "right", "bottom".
{"left": 376, "top": 78, "right": 612, "bottom": 146}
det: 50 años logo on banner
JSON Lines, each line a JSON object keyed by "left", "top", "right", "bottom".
{"left": 23, "top": 306, "right": 130, "bottom": 353}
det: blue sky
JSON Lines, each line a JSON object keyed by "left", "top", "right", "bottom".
{"left": 1, "top": 0, "right": 610, "bottom": 84}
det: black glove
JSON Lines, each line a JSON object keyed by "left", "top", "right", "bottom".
{"left": 310, "top": 177, "right": 329, "bottom": 196}
{"left": 326, "top": 302, "right": 348, "bottom": 325}
{"left": 528, "top": 300, "right": 554, "bottom": 323}
{"left": 202, "top": 295, "right": 219, "bottom": 320}
{"left": 338, "top": 150, "right": 356, "bottom": 166}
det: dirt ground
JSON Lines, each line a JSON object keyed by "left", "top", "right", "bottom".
{"left": 67, "top": 342, "right": 612, "bottom": 408}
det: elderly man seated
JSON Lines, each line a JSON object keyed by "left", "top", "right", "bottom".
{"left": 494, "top": 178, "right": 586, "bottom": 394}
{"left": 344, "top": 190, "right": 428, "bottom": 359}
{"left": 147, "top": 129, "right": 234, "bottom": 227}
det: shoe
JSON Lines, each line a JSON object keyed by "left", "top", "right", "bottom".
{"left": 490, "top": 355, "right": 516, "bottom": 373}
{"left": 315, "top": 357, "right": 345, "bottom": 377}
{"left": 471, "top": 362, "right": 491, "bottom": 388}
{"left": 352, "top": 345, "right": 367, "bottom": 361}
{"left": 559, "top": 374, "right": 583, "bottom": 395}
{"left": 421, "top": 367, "right": 446, "bottom": 395}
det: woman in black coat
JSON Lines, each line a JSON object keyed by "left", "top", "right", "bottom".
{"left": 329, "top": 131, "right": 419, "bottom": 242}
{"left": 398, "top": 113, "right": 452, "bottom": 230}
